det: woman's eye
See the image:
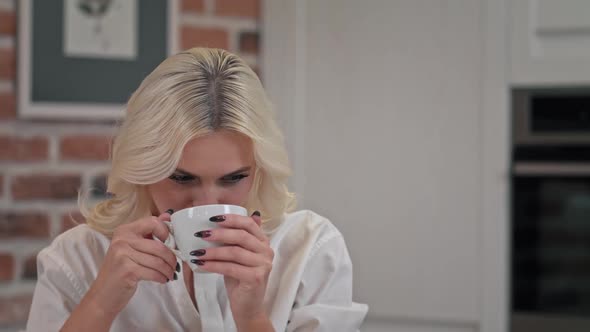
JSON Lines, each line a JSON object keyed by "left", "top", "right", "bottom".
{"left": 222, "top": 174, "right": 248, "bottom": 185}
{"left": 168, "top": 174, "right": 195, "bottom": 184}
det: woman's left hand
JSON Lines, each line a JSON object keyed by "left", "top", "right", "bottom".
{"left": 192, "top": 211, "right": 274, "bottom": 328}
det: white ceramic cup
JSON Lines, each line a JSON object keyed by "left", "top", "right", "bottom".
{"left": 159, "top": 204, "right": 247, "bottom": 273}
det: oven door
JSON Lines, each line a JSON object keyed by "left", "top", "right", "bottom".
{"left": 512, "top": 162, "right": 590, "bottom": 332}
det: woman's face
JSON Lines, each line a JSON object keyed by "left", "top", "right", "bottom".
{"left": 148, "top": 130, "right": 256, "bottom": 214}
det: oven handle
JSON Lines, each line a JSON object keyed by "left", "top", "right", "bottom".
{"left": 513, "top": 162, "right": 590, "bottom": 176}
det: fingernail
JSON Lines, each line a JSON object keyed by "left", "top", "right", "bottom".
{"left": 166, "top": 278, "right": 170, "bottom": 283}
{"left": 191, "top": 259, "right": 205, "bottom": 266}
{"left": 166, "top": 209, "right": 174, "bottom": 214}
{"left": 195, "top": 230, "right": 211, "bottom": 238}
{"left": 252, "top": 210, "right": 261, "bottom": 217}
{"left": 175, "top": 262, "right": 180, "bottom": 272}
{"left": 209, "top": 215, "right": 226, "bottom": 222}
{"left": 190, "top": 249, "right": 206, "bottom": 256}
{"left": 173, "top": 272, "right": 178, "bottom": 280}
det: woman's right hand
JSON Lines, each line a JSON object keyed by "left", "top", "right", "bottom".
{"left": 80, "top": 212, "right": 177, "bottom": 320}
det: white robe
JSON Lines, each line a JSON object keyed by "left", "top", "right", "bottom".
{"left": 26, "top": 210, "right": 368, "bottom": 331}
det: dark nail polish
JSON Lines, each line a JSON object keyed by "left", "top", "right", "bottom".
{"left": 209, "top": 215, "right": 226, "bottom": 222}
{"left": 191, "top": 259, "right": 205, "bottom": 266}
{"left": 166, "top": 209, "right": 174, "bottom": 214}
{"left": 190, "top": 249, "right": 206, "bottom": 256}
{"left": 175, "top": 262, "right": 180, "bottom": 272}
{"left": 252, "top": 210, "right": 261, "bottom": 217}
{"left": 195, "top": 230, "right": 211, "bottom": 238}
{"left": 173, "top": 272, "right": 178, "bottom": 280}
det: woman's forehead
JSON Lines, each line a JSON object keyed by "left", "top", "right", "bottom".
{"left": 178, "top": 130, "right": 255, "bottom": 175}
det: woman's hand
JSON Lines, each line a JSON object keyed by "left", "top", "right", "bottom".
{"left": 79, "top": 212, "right": 177, "bottom": 321}
{"left": 190, "top": 211, "right": 275, "bottom": 330}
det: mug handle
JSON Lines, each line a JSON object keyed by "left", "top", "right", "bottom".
{"left": 152, "top": 222, "right": 183, "bottom": 260}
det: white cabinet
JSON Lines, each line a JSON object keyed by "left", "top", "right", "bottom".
{"left": 510, "top": 0, "right": 590, "bottom": 85}
{"left": 264, "top": 0, "right": 509, "bottom": 331}
{"left": 301, "top": 0, "right": 482, "bottom": 323}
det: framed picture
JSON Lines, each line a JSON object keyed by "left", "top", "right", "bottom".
{"left": 18, "top": 0, "right": 179, "bottom": 120}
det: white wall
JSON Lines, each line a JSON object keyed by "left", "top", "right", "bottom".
{"left": 264, "top": 0, "right": 509, "bottom": 331}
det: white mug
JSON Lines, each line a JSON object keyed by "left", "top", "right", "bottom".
{"left": 159, "top": 204, "right": 248, "bottom": 273}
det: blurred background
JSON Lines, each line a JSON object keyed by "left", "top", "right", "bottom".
{"left": 2, "top": 1, "right": 590, "bottom": 332}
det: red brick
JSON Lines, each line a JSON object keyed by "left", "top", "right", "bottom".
{"left": 22, "top": 254, "right": 37, "bottom": 280}
{"left": 0, "top": 136, "right": 49, "bottom": 161}
{"left": 239, "top": 31, "right": 259, "bottom": 54}
{"left": 0, "top": 294, "right": 33, "bottom": 325}
{"left": 0, "top": 11, "right": 16, "bottom": 35}
{"left": 60, "top": 135, "right": 111, "bottom": 161}
{"left": 181, "top": 26, "right": 229, "bottom": 50}
{"left": 182, "top": 0, "right": 204, "bottom": 13}
{"left": 215, "top": 0, "right": 259, "bottom": 18}
{"left": 0, "top": 254, "right": 14, "bottom": 281}
{"left": 0, "top": 93, "right": 16, "bottom": 120}
{"left": 61, "top": 210, "right": 85, "bottom": 233}
{"left": 11, "top": 174, "right": 81, "bottom": 200}
{"left": 0, "top": 48, "right": 15, "bottom": 80}
{"left": 0, "top": 212, "right": 50, "bottom": 238}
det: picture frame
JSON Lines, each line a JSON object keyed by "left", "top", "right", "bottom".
{"left": 18, "top": 0, "right": 179, "bottom": 120}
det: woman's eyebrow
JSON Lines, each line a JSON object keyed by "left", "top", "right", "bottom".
{"left": 174, "top": 166, "right": 252, "bottom": 179}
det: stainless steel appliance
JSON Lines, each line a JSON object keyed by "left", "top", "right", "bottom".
{"left": 511, "top": 88, "right": 590, "bottom": 332}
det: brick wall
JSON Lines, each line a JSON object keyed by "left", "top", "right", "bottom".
{"left": 0, "top": 0, "right": 260, "bottom": 329}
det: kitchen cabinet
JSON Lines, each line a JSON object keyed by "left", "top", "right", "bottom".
{"left": 510, "top": 0, "right": 590, "bottom": 86}
{"left": 264, "top": 0, "right": 509, "bottom": 331}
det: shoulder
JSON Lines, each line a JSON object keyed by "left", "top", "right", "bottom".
{"left": 42, "top": 224, "right": 109, "bottom": 256}
{"left": 282, "top": 209, "right": 339, "bottom": 231}
{"left": 271, "top": 209, "right": 342, "bottom": 238}
{"left": 38, "top": 224, "right": 109, "bottom": 276}
{"left": 267, "top": 209, "right": 346, "bottom": 257}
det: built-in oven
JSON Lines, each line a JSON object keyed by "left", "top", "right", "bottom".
{"left": 511, "top": 88, "right": 590, "bottom": 332}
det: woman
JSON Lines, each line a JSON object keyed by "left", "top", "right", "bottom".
{"left": 26, "top": 48, "right": 368, "bottom": 331}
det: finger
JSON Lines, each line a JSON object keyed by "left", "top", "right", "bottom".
{"left": 209, "top": 213, "right": 267, "bottom": 243}
{"left": 128, "top": 238, "right": 177, "bottom": 270}
{"left": 251, "top": 211, "right": 262, "bottom": 226}
{"left": 198, "top": 261, "right": 269, "bottom": 284}
{"left": 132, "top": 217, "right": 170, "bottom": 242}
{"left": 141, "top": 214, "right": 171, "bottom": 239}
{"left": 157, "top": 212, "right": 172, "bottom": 223}
{"left": 198, "top": 228, "right": 266, "bottom": 254}
{"left": 127, "top": 249, "right": 175, "bottom": 281}
{"left": 189, "top": 245, "right": 266, "bottom": 267}
{"left": 131, "top": 262, "right": 170, "bottom": 284}
{"left": 152, "top": 219, "right": 170, "bottom": 242}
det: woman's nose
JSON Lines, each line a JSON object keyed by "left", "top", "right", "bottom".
{"left": 191, "top": 187, "right": 220, "bottom": 206}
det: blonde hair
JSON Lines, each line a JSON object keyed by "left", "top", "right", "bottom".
{"left": 80, "top": 48, "right": 296, "bottom": 236}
